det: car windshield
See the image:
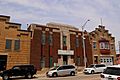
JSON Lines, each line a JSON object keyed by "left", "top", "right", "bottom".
{"left": 12, "top": 66, "right": 20, "bottom": 70}
{"left": 50, "top": 66, "right": 59, "bottom": 70}
{"left": 88, "top": 65, "right": 94, "bottom": 68}
{"left": 103, "top": 67, "right": 120, "bottom": 75}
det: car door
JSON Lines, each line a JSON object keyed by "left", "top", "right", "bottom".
{"left": 57, "top": 66, "right": 67, "bottom": 76}
{"left": 12, "top": 66, "right": 21, "bottom": 76}
{"left": 95, "top": 65, "right": 105, "bottom": 73}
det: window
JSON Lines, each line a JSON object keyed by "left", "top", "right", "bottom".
{"left": 41, "top": 33, "right": 46, "bottom": 45}
{"left": 100, "top": 42, "right": 104, "bottom": 49}
{"left": 48, "top": 34, "right": 52, "bottom": 45}
{"left": 95, "top": 64, "right": 105, "bottom": 67}
{"left": 14, "top": 40, "right": 20, "bottom": 50}
{"left": 100, "top": 59, "right": 103, "bottom": 62}
{"left": 58, "top": 66, "right": 63, "bottom": 70}
{"left": 40, "top": 57, "right": 45, "bottom": 68}
{"left": 103, "top": 67, "right": 120, "bottom": 75}
{"left": 76, "top": 38, "right": 79, "bottom": 47}
{"left": 71, "top": 55, "right": 74, "bottom": 59}
{"left": 94, "top": 56, "right": 98, "bottom": 63}
{"left": 104, "top": 59, "right": 106, "bottom": 62}
{"left": 110, "top": 58, "right": 112, "bottom": 62}
{"left": 107, "top": 59, "right": 109, "bottom": 62}
{"left": 77, "top": 57, "right": 80, "bottom": 66}
{"left": 111, "top": 44, "right": 114, "bottom": 50}
{"left": 50, "top": 57, "right": 53, "bottom": 68}
{"left": 105, "top": 42, "right": 109, "bottom": 49}
{"left": 5, "top": 39, "right": 12, "bottom": 49}
{"left": 63, "top": 36, "right": 66, "bottom": 46}
{"left": 100, "top": 42, "right": 110, "bottom": 49}
{"left": 66, "top": 65, "right": 75, "bottom": 69}
{"left": 93, "top": 42, "right": 97, "bottom": 49}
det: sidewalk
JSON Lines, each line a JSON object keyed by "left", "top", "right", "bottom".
{"left": 36, "top": 68, "right": 49, "bottom": 77}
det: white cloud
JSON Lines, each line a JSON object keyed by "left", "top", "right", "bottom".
{"left": 0, "top": 0, "right": 120, "bottom": 49}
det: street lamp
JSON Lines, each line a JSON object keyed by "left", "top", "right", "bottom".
{"left": 81, "top": 19, "right": 90, "bottom": 68}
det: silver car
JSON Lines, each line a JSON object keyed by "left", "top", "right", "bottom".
{"left": 46, "top": 65, "right": 76, "bottom": 77}
{"left": 83, "top": 64, "right": 106, "bottom": 74}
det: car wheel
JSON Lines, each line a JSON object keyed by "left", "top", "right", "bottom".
{"left": 70, "top": 71, "right": 75, "bottom": 76}
{"left": 91, "top": 70, "right": 94, "bottom": 74}
{"left": 26, "top": 73, "right": 33, "bottom": 79}
{"left": 2, "top": 75, "right": 9, "bottom": 80}
{"left": 52, "top": 73, "right": 58, "bottom": 77}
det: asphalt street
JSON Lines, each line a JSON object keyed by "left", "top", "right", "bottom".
{"left": 10, "top": 73, "right": 101, "bottom": 80}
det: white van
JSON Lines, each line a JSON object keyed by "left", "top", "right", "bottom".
{"left": 46, "top": 65, "right": 76, "bottom": 77}
{"left": 101, "top": 65, "right": 120, "bottom": 80}
{"left": 83, "top": 64, "right": 106, "bottom": 74}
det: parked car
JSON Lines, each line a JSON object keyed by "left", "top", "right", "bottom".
{"left": 0, "top": 64, "right": 37, "bottom": 80}
{"left": 0, "top": 65, "right": 5, "bottom": 71}
{"left": 83, "top": 64, "right": 106, "bottom": 74}
{"left": 100, "top": 65, "right": 120, "bottom": 80}
{"left": 46, "top": 65, "right": 77, "bottom": 77}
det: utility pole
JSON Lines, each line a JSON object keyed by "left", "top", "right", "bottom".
{"left": 81, "top": 19, "right": 90, "bottom": 68}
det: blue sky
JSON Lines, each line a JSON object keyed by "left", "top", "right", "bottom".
{"left": 0, "top": 0, "right": 120, "bottom": 52}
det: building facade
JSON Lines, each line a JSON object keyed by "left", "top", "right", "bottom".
{"left": 0, "top": 15, "right": 31, "bottom": 69}
{"left": 89, "top": 25, "right": 116, "bottom": 66}
{"left": 28, "top": 22, "right": 93, "bottom": 70}
{"left": 0, "top": 15, "right": 116, "bottom": 70}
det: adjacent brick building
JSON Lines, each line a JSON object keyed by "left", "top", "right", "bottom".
{"left": 89, "top": 25, "right": 116, "bottom": 65}
{"left": 0, "top": 15, "right": 31, "bottom": 69}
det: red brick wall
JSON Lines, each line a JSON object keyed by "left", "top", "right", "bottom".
{"left": 85, "top": 36, "right": 93, "bottom": 67}
{"left": 70, "top": 34, "right": 84, "bottom": 66}
{"left": 43, "top": 31, "right": 49, "bottom": 67}
{"left": 30, "top": 29, "right": 42, "bottom": 70}
{"left": 30, "top": 26, "right": 93, "bottom": 69}
{"left": 78, "top": 35, "right": 84, "bottom": 66}
{"left": 30, "top": 27, "right": 60, "bottom": 70}
{"left": 52, "top": 32, "right": 60, "bottom": 63}
{"left": 70, "top": 34, "right": 76, "bottom": 63}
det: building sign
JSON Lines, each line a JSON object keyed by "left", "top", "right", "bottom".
{"left": 58, "top": 50, "right": 74, "bottom": 55}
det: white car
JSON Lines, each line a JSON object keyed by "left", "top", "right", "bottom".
{"left": 100, "top": 65, "right": 120, "bottom": 80}
{"left": 83, "top": 64, "right": 106, "bottom": 74}
{"left": 46, "top": 65, "right": 76, "bottom": 77}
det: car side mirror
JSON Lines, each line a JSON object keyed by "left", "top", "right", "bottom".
{"left": 93, "top": 66, "right": 96, "bottom": 68}
{"left": 103, "top": 69, "right": 106, "bottom": 72}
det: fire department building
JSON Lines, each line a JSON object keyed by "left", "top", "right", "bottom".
{"left": 89, "top": 26, "right": 116, "bottom": 65}
{"left": 0, "top": 15, "right": 116, "bottom": 70}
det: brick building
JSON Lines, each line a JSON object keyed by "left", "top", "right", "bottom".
{"left": 28, "top": 22, "right": 93, "bottom": 70}
{"left": 0, "top": 15, "right": 31, "bottom": 69}
{"left": 89, "top": 25, "right": 116, "bottom": 65}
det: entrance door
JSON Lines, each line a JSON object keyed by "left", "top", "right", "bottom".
{"left": 63, "top": 55, "right": 68, "bottom": 65}
{"left": 0, "top": 55, "right": 7, "bottom": 71}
